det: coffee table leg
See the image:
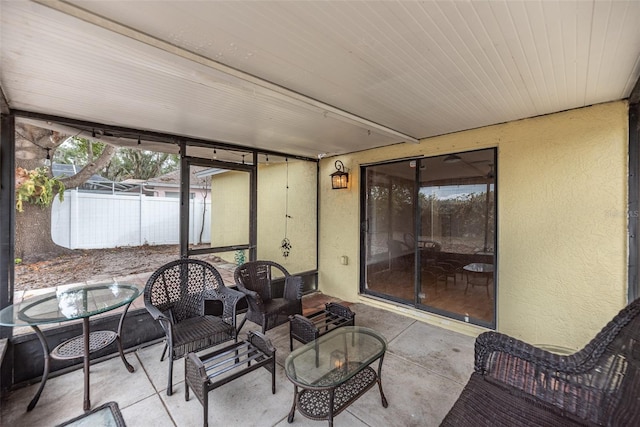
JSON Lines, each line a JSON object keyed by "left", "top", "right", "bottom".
{"left": 27, "top": 325, "right": 50, "bottom": 411}
{"left": 287, "top": 385, "right": 297, "bottom": 423}
{"left": 328, "top": 388, "right": 335, "bottom": 427}
{"left": 83, "top": 317, "right": 91, "bottom": 411}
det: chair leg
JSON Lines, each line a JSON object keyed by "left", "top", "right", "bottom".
{"left": 203, "top": 389, "right": 209, "bottom": 427}
{"left": 237, "top": 316, "right": 247, "bottom": 334}
{"left": 167, "top": 358, "right": 174, "bottom": 396}
{"left": 160, "top": 341, "right": 168, "bottom": 362}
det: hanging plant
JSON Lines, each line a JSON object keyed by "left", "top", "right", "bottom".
{"left": 15, "top": 167, "right": 65, "bottom": 212}
{"left": 281, "top": 237, "right": 292, "bottom": 258}
{"left": 281, "top": 158, "right": 293, "bottom": 258}
{"left": 234, "top": 249, "right": 246, "bottom": 266}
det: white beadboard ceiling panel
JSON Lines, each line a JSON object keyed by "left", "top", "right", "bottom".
{"left": 2, "top": 0, "right": 640, "bottom": 159}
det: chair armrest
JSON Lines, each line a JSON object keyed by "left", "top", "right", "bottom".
{"left": 235, "top": 283, "right": 265, "bottom": 313}
{"left": 247, "top": 331, "right": 276, "bottom": 357}
{"left": 475, "top": 331, "right": 577, "bottom": 375}
{"left": 325, "top": 302, "right": 355, "bottom": 320}
{"left": 283, "top": 275, "right": 302, "bottom": 301}
{"left": 204, "top": 286, "right": 244, "bottom": 328}
{"left": 144, "top": 300, "right": 170, "bottom": 322}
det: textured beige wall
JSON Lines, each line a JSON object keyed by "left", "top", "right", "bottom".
{"left": 318, "top": 101, "right": 629, "bottom": 348}
{"left": 210, "top": 161, "right": 318, "bottom": 274}
{"left": 210, "top": 171, "right": 250, "bottom": 263}
{"left": 256, "top": 160, "right": 317, "bottom": 274}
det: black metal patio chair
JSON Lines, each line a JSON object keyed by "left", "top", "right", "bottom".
{"left": 144, "top": 258, "right": 244, "bottom": 396}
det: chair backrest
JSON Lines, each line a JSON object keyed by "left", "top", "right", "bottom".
{"left": 574, "top": 297, "right": 640, "bottom": 424}
{"left": 234, "top": 260, "right": 290, "bottom": 302}
{"left": 144, "top": 258, "right": 226, "bottom": 323}
{"left": 480, "top": 298, "right": 640, "bottom": 424}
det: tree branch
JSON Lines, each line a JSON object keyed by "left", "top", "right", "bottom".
{"left": 60, "top": 144, "right": 118, "bottom": 189}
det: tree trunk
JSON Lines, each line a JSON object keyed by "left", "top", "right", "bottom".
{"left": 14, "top": 202, "right": 71, "bottom": 262}
{"left": 14, "top": 124, "right": 116, "bottom": 262}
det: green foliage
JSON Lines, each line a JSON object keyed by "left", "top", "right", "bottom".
{"left": 234, "top": 250, "right": 246, "bottom": 266}
{"left": 54, "top": 136, "right": 107, "bottom": 166}
{"left": 54, "top": 137, "right": 179, "bottom": 181}
{"left": 105, "top": 149, "right": 179, "bottom": 181}
{"left": 15, "top": 167, "right": 65, "bottom": 212}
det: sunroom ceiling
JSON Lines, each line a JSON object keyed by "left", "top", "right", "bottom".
{"left": 2, "top": 1, "right": 640, "bottom": 159}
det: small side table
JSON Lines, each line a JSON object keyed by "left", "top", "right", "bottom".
{"left": 290, "top": 303, "right": 355, "bottom": 367}
{"left": 289, "top": 302, "right": 355, "bottom": 350}
{"left": 56, "top": 401, "right": 126, "bottom": 427}
{"left": 0, "top": 282, "right": 141, "bottom": 411}
{"left": 185, "top": 331, "right": 276, "bottom": 427}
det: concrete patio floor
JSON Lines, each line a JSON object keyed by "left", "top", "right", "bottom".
{"left": 0, "top": 294, "right": 475, "bottom": 426}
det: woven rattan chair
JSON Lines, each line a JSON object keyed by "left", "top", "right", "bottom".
{"left": 234, "top": 260, "right": 302, "bottom": 333}
{"left": 441, "top": 297, "right": 640, "bottom": 426}
{"left": 144, "top": 258, "right": 243, "bottom": 396}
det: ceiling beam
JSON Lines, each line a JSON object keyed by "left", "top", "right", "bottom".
{"left": 13, "top": 109, "right": 318, "bottom": 162}
{"left": 33, "top": 0, "right": 420, "bottom": 144}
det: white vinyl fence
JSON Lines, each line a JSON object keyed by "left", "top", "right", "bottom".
{"left": 52, "top": 190, "right": 211, "bottom": 249}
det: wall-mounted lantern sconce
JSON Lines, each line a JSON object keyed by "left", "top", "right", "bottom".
{"left": 330, "top": 160, "right": 349, "bottom": 189}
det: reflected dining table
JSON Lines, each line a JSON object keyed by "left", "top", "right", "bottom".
{"left": 0, "top": 281, "right": 141, "bottom": 411}
{"left": 463, "top": 262, "right": 494, "bottom": 296}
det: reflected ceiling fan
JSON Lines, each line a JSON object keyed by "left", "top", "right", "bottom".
{"left": 442, "top": 154, "right": 493, "bottom": 179}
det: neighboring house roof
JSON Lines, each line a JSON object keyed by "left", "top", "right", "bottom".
{"left": 51, "top": 163, "right": 109, "bottom": 182}
{"left": 144, "top": 166, "right": 210, "bottom": 189}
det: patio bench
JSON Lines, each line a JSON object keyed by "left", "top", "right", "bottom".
{"left": 441, "top": 297, "right": 640, "bottom": 426}
{"left": 185, "top": 331, "right": 276, "bottom": 427}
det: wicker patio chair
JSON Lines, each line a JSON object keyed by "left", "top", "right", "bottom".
{"left": 441, "top": 297, "right": 640, "bottom": 426}
{"left": 144, "top": 258, "right": 244, "bottom": 396}
{"left": 234, "top": 260, "right": 302, "bottom": 333}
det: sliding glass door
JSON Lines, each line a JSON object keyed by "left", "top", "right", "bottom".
{"left": 361, "top": 149, "right": 496, "bottom": 327}
{"left": 362, "top": 161, "right": 417, "bottom": 303}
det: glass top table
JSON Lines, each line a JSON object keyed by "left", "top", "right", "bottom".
{"left": 0, "top": 282, "right": 141, "bottom": 411}
{"left": 462, "top": 262, "right": 494, "bottom": 273}
{"left": 285, "top": 326, "right": 388, "bottom": 426}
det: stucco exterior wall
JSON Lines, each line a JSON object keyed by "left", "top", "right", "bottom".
{"left": 211, "top": 170, "right": 249, "bottom": 262}
{"left": 210, "top": 161, "right": 318, "bottom": 275}
{"left": 318, "top": 101, "right": 629, "bottom": 349}
{"left": 256, "top": 160, "right": 317, "bottom": 274}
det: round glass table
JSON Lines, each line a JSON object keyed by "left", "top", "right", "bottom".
{"left": 463, "top": 263, "right": 494, "bottom": 296}
{"left": 0, "top": 281, "right": 141, "bottom": 411}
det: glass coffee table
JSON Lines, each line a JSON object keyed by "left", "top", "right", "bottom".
{"left": 0, "top": 282, "right": 141, "bottom": 411}
{"left": 285, "top": 326, "right": 388, "bottom": 426}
